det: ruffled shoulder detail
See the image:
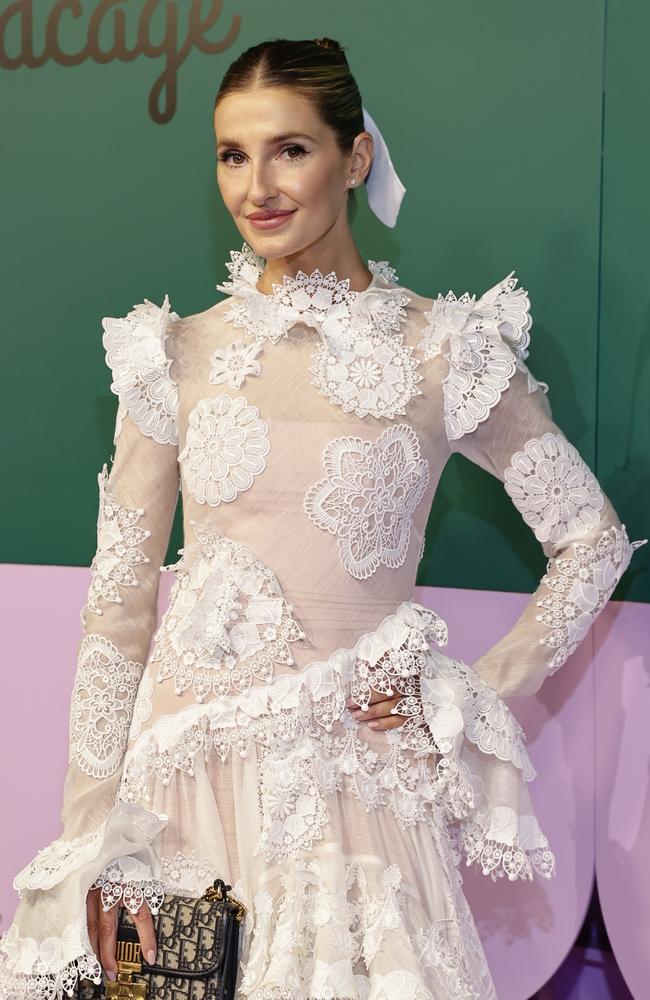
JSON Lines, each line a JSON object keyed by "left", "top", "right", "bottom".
{"left": 101, "top": 294, "right": 180, "bottom": 446}
{"left": 417, "top": 271, "right": 549, "bottom": 441}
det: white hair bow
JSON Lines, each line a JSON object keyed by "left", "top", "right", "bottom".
{"left": 361, "top": 107, "right": 406, "bottom": 228}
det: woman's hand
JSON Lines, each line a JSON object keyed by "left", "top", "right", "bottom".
{"left": 86, "top": 886, "right": 157, "bottom": 982}
{"left": 346, "top": 688, "right": 410, "bottom": 731}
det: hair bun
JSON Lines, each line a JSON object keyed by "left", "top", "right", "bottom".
{"left": 313, "top": 37, "right": 344, "bottom": 54}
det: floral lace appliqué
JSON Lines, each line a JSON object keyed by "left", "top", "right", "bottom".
{"left": 255, "top": 744, "right": 329, "bottom": 862}
{"left": 237, "top": 857, "right": 497, "bottom": 1000}
{"left": 417, "top": 271, "right": 549, "bottom": 441}
{"left": 303, "top": 424, "right": 430, "bottom": 579}
{"left": 503, "top": 431, "right": 605, "bottom": 544}
{"left": 69, "top": 634, "right": 143, "bottom": 778}
{"left": 209, "top": 339, "right": 263, "bottom": 389}
{"left": 309, "top": 333, "right": 422, "bottom": 420}
{"left": 80, "top": 464, "right": 152, "bottom": 626}
{"left": 13, "top": 825, "right": 108, "bottom": 895}
{"left": 159, "top": 849, "right": 220, "bottom": 895}
{"left": 152, "top": 519, "right": 305, "bottom": 702}
{"left": 536, "top": 523, "right": 647, "bottom": 672}
{"left": 102, "top": 294, "right": 179, "bottom": 446}
{"left": 178, "top": 394, "right": 270, "bottom": 506}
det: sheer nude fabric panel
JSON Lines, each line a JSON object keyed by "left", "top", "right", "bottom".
{"left": 61, "top": 401, "right": 179, "bottom": 841}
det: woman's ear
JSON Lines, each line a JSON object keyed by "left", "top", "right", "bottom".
{"left": 350, "top": 131, "right": 374, "bottom": 184}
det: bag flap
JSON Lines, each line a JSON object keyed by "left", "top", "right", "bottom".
{"left": 118, "top": 892, "right": 237, "bottom": 978}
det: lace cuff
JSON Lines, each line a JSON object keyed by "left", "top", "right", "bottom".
{"left": 1, "top": 802, "right": 167, "bottom": 998}
{"left": 89, "top": 856, "right": 165, "bottom": 915}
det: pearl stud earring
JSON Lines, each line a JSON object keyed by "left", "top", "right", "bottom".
{"left": 349, "top": 178, "right": 356, "bottom": 186}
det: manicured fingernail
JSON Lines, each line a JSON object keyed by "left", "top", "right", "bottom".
{"left": 367, "top": 721, "right": 380, "bottom": 729}
{"left": 147, "top": 949, "right": 156, "bottom": 965}
{"left": 106, "top": 969, "right": 117, "bottom": 981}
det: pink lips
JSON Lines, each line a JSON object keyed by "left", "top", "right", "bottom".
{"left": 246, "top": 209, "right": 296, "bottom": 230}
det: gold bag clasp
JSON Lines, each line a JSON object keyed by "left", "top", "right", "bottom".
{"left": 105, "top": 940, "right": 146, "bottom": 999}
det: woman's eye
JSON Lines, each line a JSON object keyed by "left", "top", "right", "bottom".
{"left": 281, "top": 144, "right": 307, "bottom": 160}
{"left": 218, "top": 151, "right": 246, "bottom": 166}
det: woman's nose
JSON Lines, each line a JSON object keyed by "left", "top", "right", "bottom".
{"left": 247, "top": 160, "right": 278, "bottom": 205}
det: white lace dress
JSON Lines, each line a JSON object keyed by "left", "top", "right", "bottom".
{"left": 1, "top": 246, "right": 646, "bottom": 1000}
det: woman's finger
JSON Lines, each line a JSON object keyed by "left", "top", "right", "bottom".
{"left": 346, "top": 687, "right": 396, "bottom": 710}
{"left": 132, "top": 899, "right": 157, "bottom": 967}
{"left": 351, "top": 696, "right": 401, "bottom": 720}
{"left": 86, "top": 888, "right": 100, "bottom": 966}
{"left": 98, "top": 896, "right": 119, "bottom": 981}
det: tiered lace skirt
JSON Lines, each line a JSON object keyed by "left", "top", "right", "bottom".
{"left": 0, "top": 533, "right": 556, "bottom": 1000}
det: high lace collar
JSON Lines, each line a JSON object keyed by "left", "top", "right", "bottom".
{"left": 215, "top": 243, "right": 410, "bottom": 355}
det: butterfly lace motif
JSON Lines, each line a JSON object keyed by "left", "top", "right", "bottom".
{"left": 216, "top": 243, "right": 422, "bottom": 420}
{"left": 102, "top": 295, "right": 179, "bottom": 446}
{"left": 417, "top": 271, "right": 549, "bottom": 441}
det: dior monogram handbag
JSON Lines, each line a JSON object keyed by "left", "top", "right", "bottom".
{"left": 76, "top": 878, "right": 246, "bottom": 1000}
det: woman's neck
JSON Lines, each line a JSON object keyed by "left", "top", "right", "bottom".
{"left": 255, "top": 228, "right": 373, "bottom": 294}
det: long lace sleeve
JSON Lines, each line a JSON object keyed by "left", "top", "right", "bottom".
{"left": 419, "top": 273, "right": 647, "bottom": 699}
{"left": 0, "top": 297, "right": 181, "bottom": 1000}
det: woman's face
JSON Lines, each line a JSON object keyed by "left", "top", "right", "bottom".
{"left": 214, "top": 86, "right": 370, "bottom": 260}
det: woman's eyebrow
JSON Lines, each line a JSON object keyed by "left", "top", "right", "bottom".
{"left": 216, "top": 132, "right": 316, "bottom": 148}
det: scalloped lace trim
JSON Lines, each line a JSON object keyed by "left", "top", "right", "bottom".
{"left": 0, "top": 910, "right": 102, "bottom": 999}
{"left": 89, "top": 856, "right": 165, "bottom": 915}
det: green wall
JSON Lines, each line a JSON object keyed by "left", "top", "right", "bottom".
{"left": 1, "top": 0, "right": 647, "bottom": 601}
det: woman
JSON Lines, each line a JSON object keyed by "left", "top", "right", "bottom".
{"left": 1, "top": 36, "right": 646, "bottom": 1000}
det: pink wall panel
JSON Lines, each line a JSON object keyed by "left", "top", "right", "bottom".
{"left": 593, "top": 604, "right": 650, "bottom": 998}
